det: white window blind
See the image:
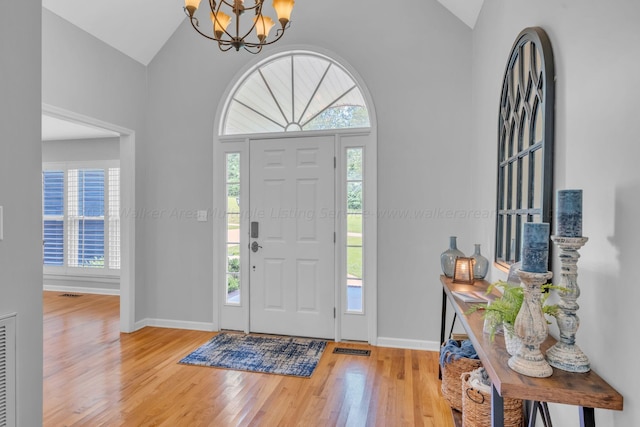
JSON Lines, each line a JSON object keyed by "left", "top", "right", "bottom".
{"left": 108, "top": 168, "right": 121, "bottom": 269}
{"left": 67, "top": 169, "right": 105, "bottom": 268}
{"left": 43, "top": 170, "right": 64, "bottom": 266}
{"left": 43, "top": 162, "right": 120, "bottom": 274}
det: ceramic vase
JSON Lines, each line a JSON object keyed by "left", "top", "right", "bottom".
{"left": 471, "top": 244, "right": 489, "bottom": 279}
{"left": 440, "top": 236, "right": 464, "bottom": 277}
{"left": 503, "top": 322, "right": 522, "bottom": 356}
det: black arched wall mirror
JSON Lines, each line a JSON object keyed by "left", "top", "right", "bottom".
{"left": 495, "top": 27, "right": 555, "bottom": 270}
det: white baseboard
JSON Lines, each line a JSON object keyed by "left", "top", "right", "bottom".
{"left": 124, "top": 322, "right": 439, "bottom": 350}
{"left": 376, "top": 337, "right": 441, "bottom": 352}
{"left": 129, "top": 322, "right": 439, "bottom": 349}
{"left": 135, "top": 318, "right": 216, "bottom": 332}
{"left": 43, "top": 284, "right": 120, "bottom": 296}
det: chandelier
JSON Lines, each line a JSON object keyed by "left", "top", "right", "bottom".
{"left": 183, "top": 0, "right": 295, "bottom": 53}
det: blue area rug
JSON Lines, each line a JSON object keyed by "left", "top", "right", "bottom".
{"left": 179, "top": 332, "right": 327, "bottom": 378}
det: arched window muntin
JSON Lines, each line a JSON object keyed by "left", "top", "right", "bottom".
{"left": 495, "top": 27, "right": 555, "bottom": 270}
{"left": 219, "top": 50, "right": 371, "bottom": 136}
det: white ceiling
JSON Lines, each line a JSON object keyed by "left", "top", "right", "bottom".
{"left": 437, "top": 0, "right": 485, "bottom": 29}
{"left": 40, "top": 0, "right": 484, "bottom": 140}
{"left": 42, "top": 1, "right": 484, "bottom": 67}
{"left": 42, "top": 0, "right": 185, "bottom": 66}
{"left": 42, "top": 115, "right": 120, "bottom": 142}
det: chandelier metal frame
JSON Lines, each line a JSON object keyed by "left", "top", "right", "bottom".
{"left": 184, "top": 0, "right": 293, "bottom": 54}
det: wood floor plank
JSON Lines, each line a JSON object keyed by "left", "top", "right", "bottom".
{"left": 43, "top": 291, "right": 455, "bottom": 426}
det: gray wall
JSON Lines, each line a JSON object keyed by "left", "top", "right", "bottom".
{"left": 42, "top": 137, "right": 120, "bottom": 163}
{"left": 42, "top": 10, "right": 146, "bottom": 132}
{"left": 471, "top": 0, "right": 640, "bottom": 425}
{"left": 143, "top": 0, "right": 474, "bottom": 338}
{"left": 0, "top": 1, "right": 43, "bottom": 425}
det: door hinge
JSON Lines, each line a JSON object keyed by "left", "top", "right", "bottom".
{"left": 334, "top": 156, "right": 337, "bottom": 169}
{"left": 334, "top": 307, "right": 336, "bottom": 318}
{"left": 333, "top": 232, "right": 336, "bottom": 243}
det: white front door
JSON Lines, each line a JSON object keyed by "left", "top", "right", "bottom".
{"left": 249, "top": 135, "right": 335, "bottom": 339}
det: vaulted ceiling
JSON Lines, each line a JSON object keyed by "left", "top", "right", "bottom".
{"left": 41, "top": 0, "right": 484, "bottom": 140}
{"left": 42, "top": 0, "right": 184, "bottom": 66}
{"left": 42, "top": 0, "right": 485, "bottom": 66}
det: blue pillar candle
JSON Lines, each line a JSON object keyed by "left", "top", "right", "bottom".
{"left": 556, "top": 189, "right": 583, "bottom": 237}
{"left": 521, "top": 222, "right": 550, "bottom": 273}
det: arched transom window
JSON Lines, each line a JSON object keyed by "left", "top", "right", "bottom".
{"left": 221, "top": 52, "right": 371, "bottom": 135}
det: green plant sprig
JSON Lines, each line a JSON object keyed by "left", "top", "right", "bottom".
{"left": 465, "top": 280, "right": 566, "bottom": 341}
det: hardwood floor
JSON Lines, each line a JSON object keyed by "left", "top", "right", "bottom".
{"left": 43, "top": 291, "right": 454, "bottom": 427}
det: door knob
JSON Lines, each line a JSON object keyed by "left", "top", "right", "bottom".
{"left": 251, "top": 241, "right": 262, "bottom": 253}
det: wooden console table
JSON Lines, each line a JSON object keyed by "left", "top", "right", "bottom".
{"left": 439, "top": 275, "right": 623, "bottom": 427}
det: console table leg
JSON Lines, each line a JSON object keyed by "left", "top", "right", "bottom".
{"left": 449, "top": 313, "right": 457, "bottom": 341}
{"left": 579, "top": 407, "right": 595, "bottom": 427}
{"left": 541, "top": 402, "right": 553, "bottom": 427}
{"left": 438, "top": 290, "right": 458, "bottom": 379}
{"left": 525, "top": 401, "right": 553, "bottom": 427}
{"left": 491, "top": 384, "right": 504, "bottom": 427}
{"left": 526, "top": 400, "right": 538, "bottom": 427}
{"left": 439, "top": 289, "right": 447, "bottom": 380}
{"left": 440, "top": 289, "right": 447, "bottom": 346}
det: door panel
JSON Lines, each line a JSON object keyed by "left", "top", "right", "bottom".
{"left": 249, "top": 136, "right": 335, "bottom": 338}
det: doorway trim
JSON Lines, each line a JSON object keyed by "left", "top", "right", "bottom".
{"left": 212, "top": 46, "right": 378, "bottom": 344}
{"left": 42, "top": 103, "right": 136, "bottom": 333}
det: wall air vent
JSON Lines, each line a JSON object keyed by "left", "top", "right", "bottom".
{"left": 0, "top": 313, "right": 16, "bottom": 427}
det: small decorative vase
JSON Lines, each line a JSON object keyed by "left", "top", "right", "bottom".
{"left": 471, "top": 244, "right": 489, "bottom": 279}
{"left": 441, "top": 236, "right": 464, "bottom": 277}
{"left": 503, "top": 322, "right": 522, "bottom": 356}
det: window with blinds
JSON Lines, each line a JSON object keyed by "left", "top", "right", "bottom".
{"left": 67, "top": 168, "right": 105, "bottom": 267}
{"left": 43, "top": 162, "right": 120, "bottom": 274}
{"left": 43, "top": 170, "right": 64, "bottom": 266}
{"left": 108, "top": 168, "right": 121, "bottom": 270}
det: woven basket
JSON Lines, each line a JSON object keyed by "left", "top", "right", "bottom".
{"left": 461, "top": 370, "right": 524, "bottom": 427}
{"left": 440, "top": 346, "right": 482, "bottom": 411}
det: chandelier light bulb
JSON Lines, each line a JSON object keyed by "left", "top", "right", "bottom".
{"left": 272, "top": 0, "right": 294, "bottom": 26}
{"left": 254, "top": 15, "right": 275, "bottom": 42}
{"left": 184, "top": 0, "right": 202, "bottom": 17}
{"left": 211, "top": 10, "right": 232, "bottom": 39}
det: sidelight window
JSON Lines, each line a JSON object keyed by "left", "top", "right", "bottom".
{"left": 225, "top": 153, "right": 241, "bottom": 304}
{"left": 346, "top": 147, "right": 363, "bottom": 313}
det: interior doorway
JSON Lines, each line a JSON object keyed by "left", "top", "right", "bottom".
{"left": 42, "top": 104, "right": 136, "bottom": 332}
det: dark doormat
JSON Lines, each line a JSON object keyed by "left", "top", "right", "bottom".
{"left": 179, "top": 333, "right": 326, "bottom": 377}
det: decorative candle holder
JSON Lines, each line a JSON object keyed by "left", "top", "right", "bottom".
{"left": 546, "top": 235, "right": 590, "bottom": 373}
{"left": 508, "top": 269, "right": 554, "bottom": 378}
